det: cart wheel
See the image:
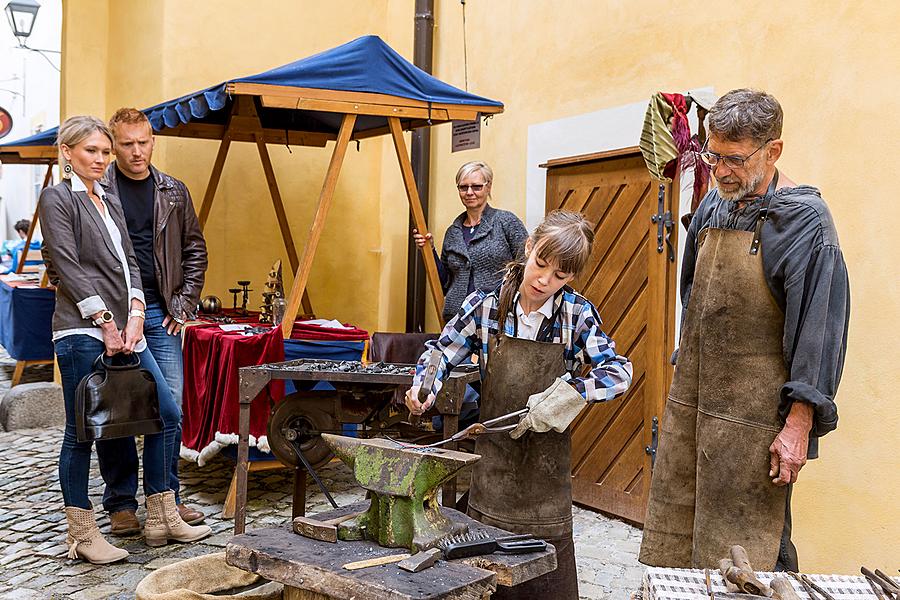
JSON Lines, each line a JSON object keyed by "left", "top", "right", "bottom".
{"left": 267, "top": 393, "right": 335, "bottom": 470}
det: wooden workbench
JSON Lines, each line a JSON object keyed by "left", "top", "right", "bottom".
{"left": 225, "top": 502, "right": 557, "bottom": 600}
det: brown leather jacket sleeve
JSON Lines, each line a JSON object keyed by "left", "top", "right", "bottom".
{"left": 174, "top": 181, "right": 207, "bottom": 320}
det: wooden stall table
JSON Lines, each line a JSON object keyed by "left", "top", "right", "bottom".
{"left": 0, "top": 275, "right": 55, "bottom": 386}
{"left": 234, "top": 359, "right": 480, "bottom": 534}
{"left": 226, "top": 502, "right": 557, "bottom": 600}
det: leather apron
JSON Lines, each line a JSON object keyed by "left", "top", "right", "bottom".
{"left": 467, "top": 333, "right": 579, "bottom": 599}
{"left": 640, "top": 187, "right": 788, "bottom": 570}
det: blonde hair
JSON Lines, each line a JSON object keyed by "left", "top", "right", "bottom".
{"left": 497, "top": 210, "right": 594, "bottom": 321}
{"left": 455, "top": 161, "right": 493, "bottom": 195}
{"left": 57, "top": 115, "right": 113, "bottom": 178}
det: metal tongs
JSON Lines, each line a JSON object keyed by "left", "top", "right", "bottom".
{"left": 425, "top": 408, "right": 529, "bottom": 448}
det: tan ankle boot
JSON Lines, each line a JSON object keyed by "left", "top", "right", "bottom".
{"left": 144, "top": 491, "right": 212, "bottom": 547}
{"left": 65, "top": 507, "right": 129, "bottom": 564}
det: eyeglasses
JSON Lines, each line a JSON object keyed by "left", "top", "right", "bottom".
{"left": 698, "top": 139, "right": 772, "bottom": 169}
{"left": 457, "top": 184, "right": 485, "bottom": 193}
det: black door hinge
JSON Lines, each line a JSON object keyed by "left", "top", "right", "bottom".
{"left": 651, "top": 183, "right": 675, "bottom": 262}
{"left": 645, "top": 415, "right": 659, "bottom": 468}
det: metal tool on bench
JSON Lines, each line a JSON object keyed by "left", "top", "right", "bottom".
{"left": 437, "top": 532, "right": 546, "bottom": 559}
{"left": 861, "top": 567, "right": 899, "bottom": 599}
{"left": 787, "top": 571, "right": 837, "bottom": 600}
{"left": 292, "top": 512, "right": 362, "bottom": 543}
{"left": 320, "top": 433, "right": 480, "bottom": 551}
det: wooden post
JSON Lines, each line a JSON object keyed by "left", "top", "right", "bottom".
{"left": 255, "top": 137, "right": 300, "bottom": 273}
{"left": 15, "top": 164, "right": 53, "bottom": 275}
{"left": 198, "top": 135, "right": 231, "bottom": 230}
{"left": 282, "top": 113, "right": 357, "bottom": 338}
{"left": 387, "top": 117, "right": 445, "bottom": 325}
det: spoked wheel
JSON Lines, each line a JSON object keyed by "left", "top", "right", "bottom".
{"left": 267, "top": 393, "right": 336, "bottom": 470}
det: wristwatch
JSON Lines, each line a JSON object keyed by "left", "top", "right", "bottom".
{"left": 92, "top": 310, "right": 114, "bottom": 326}
{"left": 129, "top": 309, "right": 146, "bottom": 319}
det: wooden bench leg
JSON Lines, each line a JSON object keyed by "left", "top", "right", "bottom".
{"left": 224, "top": 459, "right": 290, "bottom": 520}
{"left": 11, "top": 361, "right": 25, "bottom": 387}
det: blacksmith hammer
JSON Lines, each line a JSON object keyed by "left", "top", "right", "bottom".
{"left": 292, "top": 512, "right": 362, "bottom": 543}
{"left": 409, "top": 350, "right": 442, "bottom": 426}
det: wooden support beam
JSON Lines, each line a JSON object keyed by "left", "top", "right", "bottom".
{"left": 198, "top": 135, "right": 231, "bottom": 230}
{"left": 282, "top": 113, "right": 356, "bottom": 338}
{"left": 15, "top": 164, "right": 51, "bottom": 275}
{"left": 255, "top": 136, "right": 300, "bottom": 274}
{"left": 388, "top": 117, "right": 445, "bottom": 326}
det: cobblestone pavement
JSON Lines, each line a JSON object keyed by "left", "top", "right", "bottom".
{"left": 0, "top": 346, "right": 646, "bottom": 598}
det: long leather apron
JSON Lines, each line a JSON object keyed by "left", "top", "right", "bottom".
{"left": 467, "top": 333, "right": 579, "bottom": 599}
{"left": 640, "top": 192, "right": 788, "bottom": 570}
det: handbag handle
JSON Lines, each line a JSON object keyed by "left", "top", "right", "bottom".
{"left": 92, "top": 352, "right": 142, "bottom": 372}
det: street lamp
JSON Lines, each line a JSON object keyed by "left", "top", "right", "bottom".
{"left": 4, "top": 0, "right": 59, "bottom": 71}
{"left": 5, "top": 0, "right": 40, "bottom": 43}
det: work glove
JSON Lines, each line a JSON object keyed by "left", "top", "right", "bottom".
{"left": 509, "top": 377, "right": 587, "bottom": 439}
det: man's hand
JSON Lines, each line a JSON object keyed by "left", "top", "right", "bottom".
{"left": 768, "top": 401, "right": 813, "bottom": 486}
{"left": 122, "top": 316, "right": 144, "bottom": 353}
{"left": 404, "top": 386, "right": 436, "bottom": 416}
{"left": 100, "top": 322, "right": 125, "bottom": 356}
{"left": 510, "top": 377, "right": 587, "bottom": 439}
{"left": 162, "top": 315, "right": 183, "bottom": 336}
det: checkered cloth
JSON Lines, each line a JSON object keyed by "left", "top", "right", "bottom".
{"left": 640, "top": 567, "right": 892, "bottom": 599}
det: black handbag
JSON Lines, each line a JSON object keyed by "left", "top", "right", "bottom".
{"left": 75, "top": 353, "right": 162, "bottom": 442}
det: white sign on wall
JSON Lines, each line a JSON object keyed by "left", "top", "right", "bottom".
{"left": 451, "top": 116, "right": 481, "bottom": 152}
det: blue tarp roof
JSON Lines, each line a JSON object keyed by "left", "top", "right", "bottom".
{"left": 0, "top": 127, "right": 57, "bottom": 148}
{"left": 1, "top": 36, "right": 502, "bottom": 148}
{"left": 144, "top": 35, "right": 502, "bottom": 136}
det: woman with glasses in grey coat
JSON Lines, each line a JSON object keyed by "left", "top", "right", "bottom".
{"left": 413, "top": 161, "right": 529, "bottom": 322}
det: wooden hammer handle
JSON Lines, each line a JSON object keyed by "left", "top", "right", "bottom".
{"left": 771, "top": 576, "right": 802, "bottom": 600}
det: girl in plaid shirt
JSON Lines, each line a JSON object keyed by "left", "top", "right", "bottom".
{"left": 404, "top": 210, "right": 631, "bottom": 599}
{"left": 406, "top": 210, "right": 632, "bottom": 419}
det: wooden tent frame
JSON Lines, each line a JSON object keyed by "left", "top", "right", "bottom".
{"left": 154, "top": 83, "right": 503, "bottom": 335}
{"left": 0, "top": 143, "right": 57, "bottom": 384}
{"left": 0, "top": 143, "right": 56, "bottom": 278}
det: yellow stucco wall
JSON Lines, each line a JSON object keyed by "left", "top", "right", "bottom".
{"left": 61, "top": 0, "right": 898, "bottom": 572}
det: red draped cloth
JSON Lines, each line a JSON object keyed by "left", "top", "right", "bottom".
{"left": 181, "top": 324, "right": 285, "bottom": 460}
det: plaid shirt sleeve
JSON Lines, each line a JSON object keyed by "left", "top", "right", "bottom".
{"left": 412, "top": 290, "right": 485, "bottom": 398}
{"left": 566, "top": 298, "right": 633, "bottom": 403}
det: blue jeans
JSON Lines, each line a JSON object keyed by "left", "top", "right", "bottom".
{"left": 96, "top": 301, "right": 184, "bottom": 512}
{"left": 56, "top": 334, "right": 179, "bottom": 509}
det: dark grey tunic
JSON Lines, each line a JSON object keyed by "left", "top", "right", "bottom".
{"left": 680, "top": 185, "right": 849, "bottom": 458}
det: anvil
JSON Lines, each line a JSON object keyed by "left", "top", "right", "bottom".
{"left": 321, "top": 434, "right": 480, "bottom": 551}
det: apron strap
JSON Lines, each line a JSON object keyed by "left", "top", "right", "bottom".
{"left": 749, "top": 169, "right": 779, "bottom": 255}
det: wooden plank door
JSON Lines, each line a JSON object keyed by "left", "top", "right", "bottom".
{"left": 544, "top": 150, "right": 678, "bottom": 525}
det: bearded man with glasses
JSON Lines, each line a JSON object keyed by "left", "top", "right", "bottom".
{"left": 640, "top": 89, "right": 850, "bottom": 571}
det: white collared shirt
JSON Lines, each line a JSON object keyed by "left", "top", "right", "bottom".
{"left": 53, "top": 176, "right": 146, "bottom": 351}
{"left": 515, "top": 294, "right": 556, "bottom": 341}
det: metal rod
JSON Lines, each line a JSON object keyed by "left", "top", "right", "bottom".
{"left": 290, "top": 438, "right": 338, "bottom": 509}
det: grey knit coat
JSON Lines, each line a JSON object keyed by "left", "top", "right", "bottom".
{"left": 439, "top": 204, "right": 528, "bottom": 322}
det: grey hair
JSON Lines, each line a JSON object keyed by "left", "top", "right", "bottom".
{"left": 57, "top": 115, "right": 113, "bottom": 176}
{"left": 707, "top": 89, "right": 783, "bottom": 144}
{"left": 455, "top": 161, "right": 493, "bottom": 186}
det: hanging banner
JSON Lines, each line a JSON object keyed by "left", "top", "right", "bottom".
{"left": 451, "top": 115, "right": 480, "bottom": 152}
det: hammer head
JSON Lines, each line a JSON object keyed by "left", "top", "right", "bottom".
{"left": 292, "top": 516, "right": 338, "bottom": 542}
{"left": 321, "top": 434, "right": 480, "bottom": 497}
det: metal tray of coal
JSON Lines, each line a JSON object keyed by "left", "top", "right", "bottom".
{"left": 245, "top": 358, "right": 478, "bottom": 385}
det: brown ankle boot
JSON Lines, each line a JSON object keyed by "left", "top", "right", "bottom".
{"left": 65, "top": 507, "right": 129, "bottom": 564}
{"left": 144, "top": 491, "right": 211, "bottom": 547}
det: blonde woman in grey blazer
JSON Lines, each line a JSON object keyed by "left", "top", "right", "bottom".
{"left": 40, "top": 116, "right": 210, "bottom": 564}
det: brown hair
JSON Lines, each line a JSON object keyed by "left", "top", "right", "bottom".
{"left": 108, "top": 107, "right": 150, "bottom": 133}
{"left": 496, "top": 210, "right": 594, "bottom": 321}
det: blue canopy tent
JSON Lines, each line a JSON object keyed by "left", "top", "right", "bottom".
{"left": 145, "top": 35, "right": 504, "bottom": 334}
{"left": 0, "top": 127, "right": 58, "bottom": 277}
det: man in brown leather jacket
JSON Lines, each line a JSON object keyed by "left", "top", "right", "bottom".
{"left": 95, "top": 108, "right": 208, "bottom": 534}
